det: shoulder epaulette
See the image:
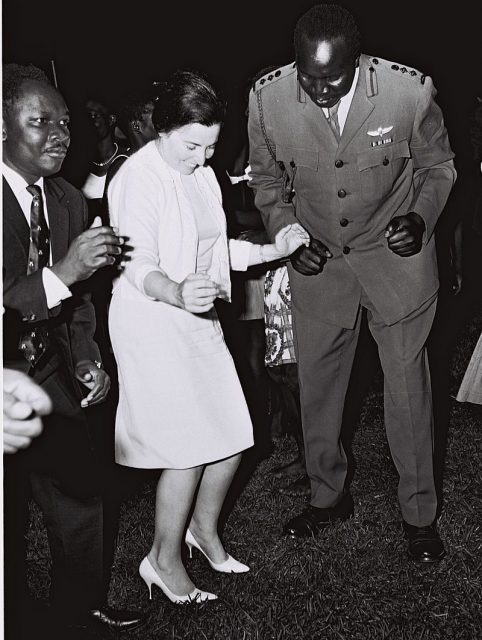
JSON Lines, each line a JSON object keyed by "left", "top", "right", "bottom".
{"left": 252, "top": 63, "right": 297, "bottom": 92}
{"left": 367, "top": 56, "right": 426, "bottom": 84}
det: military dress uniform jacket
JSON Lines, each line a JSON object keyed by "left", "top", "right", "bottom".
{"left": 248, "top": 54, "right": 457, "bottom": 328}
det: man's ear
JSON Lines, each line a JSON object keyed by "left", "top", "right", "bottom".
{"left": 2, "top": 119, "right": 8, "bottom": 142}
{"left": 131, "top": 119, "right": 141, "bottom": 133}
{"left": 108, "top": 114, "right": 117, "bottom": 127}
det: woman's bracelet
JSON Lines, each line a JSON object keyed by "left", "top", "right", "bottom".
{"left": 260, "top": 244, "right": 266, "bottom": 263}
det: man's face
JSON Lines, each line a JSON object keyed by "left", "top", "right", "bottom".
{"left": 86, "top": 100, "right": 114, "bottom": 141}
{"left": 136, "top": 102, "right": 157, "bottom": 144}
{"left": 3, "top": 80, "right": 70, "bottom": 183}
{"left": 297, "top": 36, "right": 358, "bottom": 109}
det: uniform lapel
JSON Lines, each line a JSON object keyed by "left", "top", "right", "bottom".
{"left": 44, "top": 178, "right": 69, "bottom": 264}
{"left": 338, "top": 59, "right": 375, "bottom": 153}
{"left": 297, "top": 78, "right": 340, "bottom": 150}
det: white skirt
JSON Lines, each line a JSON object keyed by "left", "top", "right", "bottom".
{"left": 109, "top": 293, "right": 254, "bottom": 468}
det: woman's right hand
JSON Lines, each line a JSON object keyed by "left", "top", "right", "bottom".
{"left": 175, "top": 274, "right": 220, "bottom": 313}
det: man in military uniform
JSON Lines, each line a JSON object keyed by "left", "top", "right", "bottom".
{"left": 248, "top": 4, "right": 456, "bottom": 561}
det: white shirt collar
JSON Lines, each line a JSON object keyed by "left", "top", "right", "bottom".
{"left": 322, "top": 65, "right": 360, "bottom": 134}
{"left": 2, "top": 162, "right": 44, "bottom": 197}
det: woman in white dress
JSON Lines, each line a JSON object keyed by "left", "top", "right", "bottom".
{"left": 107, "top": 70, "right": 309, "bottom": 605}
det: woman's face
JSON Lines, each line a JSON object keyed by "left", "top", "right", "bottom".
{"left": 158, "top": 122, "right": 221, "bottom": 174}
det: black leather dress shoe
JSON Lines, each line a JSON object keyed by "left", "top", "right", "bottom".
{"left": 89, "top": 606, "right": 144, "bottom": 632}
{"left": 283, "top": 492, "right": 354, "bottom": 538}
{"left": 403, "top": 521, "right": 445, "bottom": 563}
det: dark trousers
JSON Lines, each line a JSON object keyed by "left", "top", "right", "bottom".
{"left": 294, "top": 291, "right": 438, "bottom": 526}
{"left": 3, "top": 368, "right": 108, "bottom": 638}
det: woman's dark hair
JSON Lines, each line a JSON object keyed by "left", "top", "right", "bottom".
{"left": 152, "top": 69, "right": 226, "bottom": 134}
{"left": 294, "top": 4, "right": 361, "bottom": 62}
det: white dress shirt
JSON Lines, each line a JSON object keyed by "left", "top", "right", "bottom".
{"left": 2, "top": 162, "right": 72, "bottom": 308}
{"left": 322, "top": 66, "right": 360, "bottom": 135}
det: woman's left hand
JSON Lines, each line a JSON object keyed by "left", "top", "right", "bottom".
{"left": 274, "top": 223, "right": 310, "bottom": 257}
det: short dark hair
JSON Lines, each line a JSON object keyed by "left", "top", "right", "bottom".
{"left": 3, "top": 63, "right": 51, "bottom": 116}
{"left": 152, "top": 69, "right": 225, "bottom": 134}
{"left": 294, "top": 4, "right": 361, "bottom": 61}
{"left": 116, "top": 90, "right": 154, "bottom": 135}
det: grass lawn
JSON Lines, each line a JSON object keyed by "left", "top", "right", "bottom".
{"left": 26, "top": 314, "right": 482, "bottom": 639}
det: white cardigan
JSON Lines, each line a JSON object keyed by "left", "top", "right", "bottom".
{"left": 108, "top": 141, "right": 251, "bottom": 302}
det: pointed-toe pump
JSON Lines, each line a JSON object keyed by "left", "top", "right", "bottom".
{"left": 139, "top": 556, "right": 217, "bottom": 604}
{"left": 185, "top": 529, "right": 250, "bottom": 573}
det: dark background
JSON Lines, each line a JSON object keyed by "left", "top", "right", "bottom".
{"left": 3, "top": 0, "right": 481, "bottom": 182}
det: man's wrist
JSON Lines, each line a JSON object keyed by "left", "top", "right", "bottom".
{"left": 50, "top": 261, "right": 76, "bottom": 288}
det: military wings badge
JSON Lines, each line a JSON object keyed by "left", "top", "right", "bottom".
{"left": 367, "top": 126, "right": 394, "bottom": 137}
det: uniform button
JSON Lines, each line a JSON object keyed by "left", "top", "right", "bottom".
{"left": 28, "top": 260, "right": 34, "bottom": 268}
{"left": 343, "top": 246, "right": 351, "bottom": 254}
{"left": 335, "top": 159, "right": 344, "bottom": 168}
{"left": 275, "top": 70, "right": 281, "bottom": 77}
{"left": 29, "top": 314, "right": 36, "bottom": 321}
{"left": 21, "top": 343, "right": 27, "bottom": 350}
{"left": 340, "top": 218, "right": 349, "bottom": 227}
{"left": 268, "top": 75, "right": 273, "bottom": 81}
{"left": 337, "top": 189, "right": 346, "bottom": 198}
{"left": 410, "top": 70, "right": 417, "bottom": 76}
{"left": 401, "top": 67, "right": 407, "bottom": 73}
{"left": 372, "top": 58, "right": 379, "bottom": 64}
{"left": 382, "top": 157, "right": 389, "bottom": 166}
{"left": 391, "top": 64, "right": 399, "bottom": 70}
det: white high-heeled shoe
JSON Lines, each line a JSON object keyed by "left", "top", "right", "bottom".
{"left": 185, "top": 529, "right": 250, "bottom": 573}
{"left": 139, "top": 556, "right": 217, "bottom": 604}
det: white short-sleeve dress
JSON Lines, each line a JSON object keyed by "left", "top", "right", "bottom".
{"left": 108, "top": 142, "right": 254, "bottom": 469}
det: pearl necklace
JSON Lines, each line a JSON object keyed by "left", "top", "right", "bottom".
{"left": 92, "top": 142, "right": 118, "bottom": 167}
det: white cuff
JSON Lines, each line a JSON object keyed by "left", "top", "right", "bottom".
{"left": 228, "top": 239, "right": 252, "bottom": 271}
{"left": 42, "top": 267, "right": 72, "bottom": 309}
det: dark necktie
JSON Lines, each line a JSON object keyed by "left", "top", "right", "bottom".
{"left": 19, "top": 185, "right": 51, "bottom": 367}
{"left": 327, "top": 101, "right": 341, "bottom": 140}
{"left": 26, "top": 184, "right": 50, "bottom": 273}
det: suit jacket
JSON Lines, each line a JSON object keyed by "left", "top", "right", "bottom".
{"left": 3, "top": 175, "right": 100, "bottom": 380}
{"left": 248, "top": 54, "right": 457, "bottom": 328}
{"left": 3, "top": 175, "right": 102, "bottom": 483}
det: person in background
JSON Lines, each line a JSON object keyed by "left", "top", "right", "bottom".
{"left": 108, "top": 69, "right": 309, "bottom": 606}
{"left": 248, "top": 3, "right": 456, "bottom": 562}
{"left": 81, "top": 96, "right": 128, "bottom": 223}
{"left": 103, "top": 89, "right": 158, "bottom": 198}
{"left": 2, "top": 63, "right": 141, "bottom": 639}
{"left": 264, "top": 265, "right": 309, "bottom": 496}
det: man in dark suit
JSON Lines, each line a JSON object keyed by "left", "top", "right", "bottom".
{"left": 2, "top": 63, "right": 142, "bottom": 639}
{"left": 248, "top": 4, "right": 456, "bottom": 561}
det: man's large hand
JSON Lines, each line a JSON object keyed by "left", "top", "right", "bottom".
{"left": 290, "top": 237, "right": 332, "bottom": 275}
{"left": 385, "top": 213, "right": 425, "bottom": 257}
{"left": 3, "top": 368, "right": 52, "bottom": 454}
{"left": 50, "top": 216, "right": 126, "bottom": 286}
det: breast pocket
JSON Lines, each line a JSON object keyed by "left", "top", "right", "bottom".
{"left": 276, "top": 145, "right": 319, "bottom": 191}
{"left": 357, "top": 139, "right": 411, "bottom": 203}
